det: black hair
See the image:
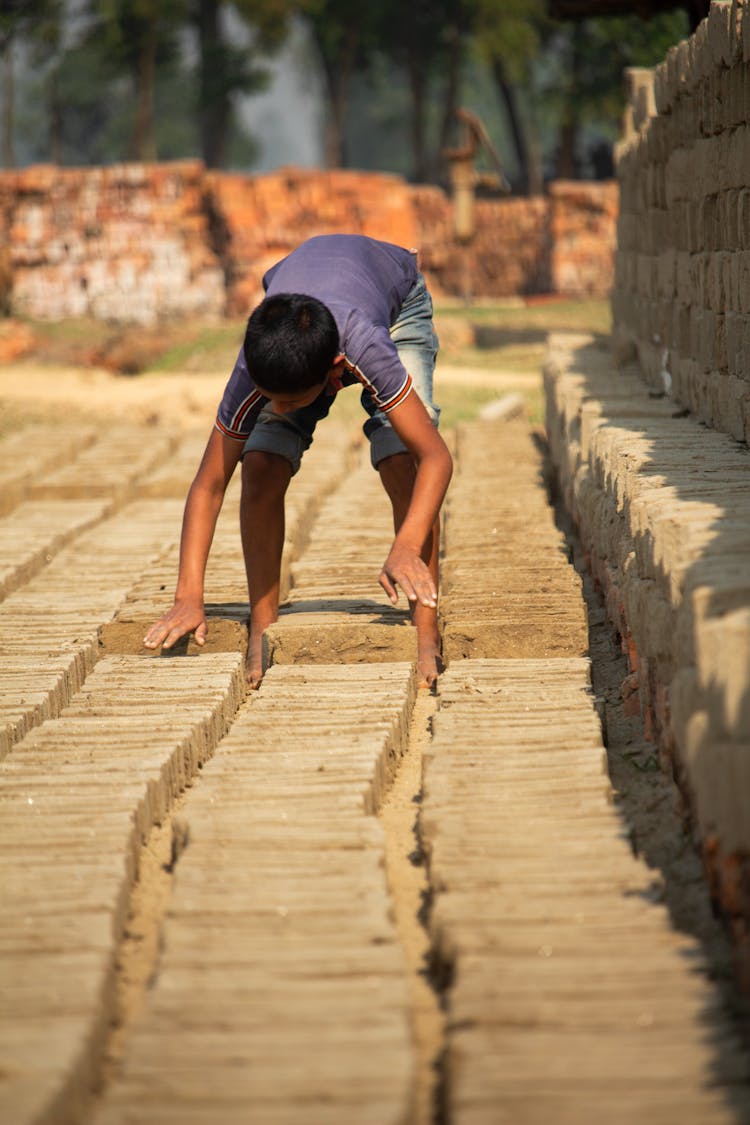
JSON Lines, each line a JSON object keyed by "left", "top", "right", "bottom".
{"left": 243, "top": 293, "right": 340, "bottom": 394}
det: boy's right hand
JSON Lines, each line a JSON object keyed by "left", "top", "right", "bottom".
{"left": 143, "top": 597, "right": 207, "bottom": 650}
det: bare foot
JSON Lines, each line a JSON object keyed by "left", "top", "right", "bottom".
{"left": 246, "top": 629, "right": 264, "bottom": 690}
{"left": 417, "top": 627, "right": 443, "bottom": 690}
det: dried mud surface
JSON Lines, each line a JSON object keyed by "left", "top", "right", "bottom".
{"left": 1, "top": 350, "right": 748, "bottom": 1124}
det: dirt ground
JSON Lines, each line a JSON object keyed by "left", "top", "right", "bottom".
{"left": 0, "top": 310, "right": 740, "bottom": 976}
{"left": 2, "top": 301, "right": 746, "bottom": 1120}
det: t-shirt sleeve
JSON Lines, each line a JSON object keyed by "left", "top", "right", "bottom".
{"left": 344, "top": 323, "right": 414, "bottom": 413}
{"left": 215, "top": 347, "right": 265, "bottom": 440}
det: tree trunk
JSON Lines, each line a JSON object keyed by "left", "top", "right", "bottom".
{"left": 322, "top": 55, "right": 346, "bottom": 168}
{"left": 48, "top": 66, "right": 63, "bottom": 164}
{"left": 556, "top": 25, "right": 583, "bottom": 180}
{"left": 492, "top": 58, "right": 542, "bottom": 197}
{"left": 408, "top": 50, "right": 428, "bottom": 183}
{"left": 437, "top": 25, "right": 463, "bottom": 180}
{"left": 320, "top": 23, "right": 357, "bottom": 169}
{"left": 198, "top": 0, "right": 231, "bottom": 168}
{"left": 1, "top": 40, "right": 16, "bottom": 169}
{"left": 128, "top": 23, "right": 158, "bottom": 161}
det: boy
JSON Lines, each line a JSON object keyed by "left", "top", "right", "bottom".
{"left": 144, "top": 234, "right": 453, "bottom": 688}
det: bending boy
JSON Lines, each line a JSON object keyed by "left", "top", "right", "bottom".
{"left": 144, "top": 234, "right": 453, "bottom": 688}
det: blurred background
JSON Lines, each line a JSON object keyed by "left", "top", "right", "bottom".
{"left": 2, "top": 0, "right": 696, "bottom": 191}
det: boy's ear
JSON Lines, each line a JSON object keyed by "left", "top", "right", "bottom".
{"left": 332, "top": 353, "right": 346, "bottom": 368}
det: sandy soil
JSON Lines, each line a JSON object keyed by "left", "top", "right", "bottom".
{"left": 3, "top": 350, "right": 745, "bottom": 1120}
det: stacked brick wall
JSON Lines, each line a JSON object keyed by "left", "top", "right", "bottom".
{"left": 547, "top": 0, "right": 750, "bottom": 973}
{"left": 6, "top": 162, "right": 226, "bottom": 326}
{"left": 550, "top": 180, "right": 619, "bottom": 298}
{"left": 0, "top": 164, "right": 615, "bottom": 323}
{"left": 206, "top": 167, "right": 425, "bottom": 315}
{"left": 613, "top": 0, "right": 750, "bottom": 443}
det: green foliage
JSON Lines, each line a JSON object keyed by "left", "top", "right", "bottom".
{"left": 540, "top": 11, "right": 691, "bottom": 135}
{"left": 471, "top": 0, "right": 549, "bottom": 85}
{"left": 88, "top": 0, "right": 186, "bottom": 71}
{"left": 5, "top": 0, "right": 694, "bottom": 176}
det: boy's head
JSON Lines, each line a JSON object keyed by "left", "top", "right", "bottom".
{"left": 244, "top": 293, "right": 340, "bottom": 397}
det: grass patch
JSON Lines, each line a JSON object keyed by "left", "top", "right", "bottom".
{"left": 438, "top": 382, "right": 544, "bottom": 429}
{"left": 11, "top": 299, "right": 607, "bottom": 432}
{"left": 434, "top": 298, "right": 611, "bottom": 335}
{"left": 146, "top": 323, "right": 243, "bottom": 373}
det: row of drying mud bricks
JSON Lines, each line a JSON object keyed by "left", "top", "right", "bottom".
{"left": 2, "top": 163, "right": 226, "bottom": 325}
{"left": 613, "top": 0, "right": 750, "bottom": 445}
{"left": 544, "top": 332, "right": 750, "bottom": 978}
{"left": 1, "top": 160, "right": 618, "bottom": 326}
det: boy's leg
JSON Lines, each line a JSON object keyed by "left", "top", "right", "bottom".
{"left": 377, "top": 451, "right": 442, "bottom": 688}
{"left": 364, "top": 273, "right": 443, "bottom": 687}
{"left": 240, "top": 450, "right": 292, "bottom": 688}
{"left": 239, "top": 387, "right": 334, "bottom": 687}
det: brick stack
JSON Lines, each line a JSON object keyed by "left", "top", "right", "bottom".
{"left": 544, "top": 334, "right": 750, "bottom": 978}
{"left": 422, "top": 195, "right": 554, "bottom": 298}
{"left": 613, "top": 0, "right": 750, "bottom": 443}
{"left": 550, "top": 180, "right": 619, "bottom": 297}
{"left": 0, "top": 161, "right": 618, "bottom": 322}
{"left": 7, "top": 161, "right": 225, "bottom": 325}
{"left": 206, "top": 166, "right": 426, "bottom": 314}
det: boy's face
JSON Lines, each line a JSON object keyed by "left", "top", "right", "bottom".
{"left": 257, "top": 355, "right": 346, "bottom": 416}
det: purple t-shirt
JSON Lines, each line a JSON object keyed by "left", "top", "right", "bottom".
{"left": 216, "top": 234, "right": 419, "bottom": 439}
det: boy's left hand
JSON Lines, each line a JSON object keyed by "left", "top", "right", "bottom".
{"left": 379, "top": 542, "right": 437, "bottom": 608}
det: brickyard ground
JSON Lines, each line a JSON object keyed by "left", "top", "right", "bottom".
{"left": 1, "top": 298, "right": 749, "bottom": 1124}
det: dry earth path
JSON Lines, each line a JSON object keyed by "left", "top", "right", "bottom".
{"left": 0, "top": 363, "right": 748, "bottom": 1124}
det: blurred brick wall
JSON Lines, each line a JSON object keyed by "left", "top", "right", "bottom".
{"left": 4, "top": 162, "right": 225, "bottom": 326}
{"left": 613, "top": 1, "right": 750, "bottom": 443}
{"left": 549, "top": 180, "right": 619, "bottom": 297}
{"left": 0, "top": 162, "right": 616, "bottom": 323}
{"left": 207, "top": 167, "right": 427, "bottom": 315}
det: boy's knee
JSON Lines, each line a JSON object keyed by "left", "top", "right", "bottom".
{"left": 241, "top": 450, "right": 293, "bottom": 502}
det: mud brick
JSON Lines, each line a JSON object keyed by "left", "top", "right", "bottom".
{"left": 738, "top": 250, "right": 750, "bottom": 312}
{"left": 738, "top": 189, "right": 750, "bottom": 249}
{"left": 546, "top": 330, "right": 750, "bottom": 872}
{"left": 725, "top": 309, "right": 745, "bottom": 369}
{"left": 0, "top": 161, "right": 619, "bottom": 314}
{"left": 705, "top": 250, "right": 725, "bottom": 308}
{"left": 708, "top": 1, "right": 734, "bottom": 69}
{"left": 718, "top": 374, "right": 750, "bottom": 438}
{"left": 726, "top": 254, "right": 743, "bottom": 315}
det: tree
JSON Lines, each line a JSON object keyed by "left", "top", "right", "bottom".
{"left": 86, "top": 0, "right": 187, "bottom": 161}
{"left": 1, "top": 0, "right": 62, "bottom": 166}
{"left": 469, "top": 0, "right": 548, "bottom": 195}
{"left": 193, "top": 0, "right": 289, "bottom": 169}
{"left": 302, "top": 0, "right": 377, "bottom": 168}
{"left": 542, "top": 11, "right": 690, "bottom": 180}
{"left": 370, "top": 0, "right": 458, "bottom": 183}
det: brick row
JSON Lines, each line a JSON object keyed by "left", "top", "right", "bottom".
{"left": 544, "top": 333, "right": 750, "bottom": 859}
{"left": 613, "top": 3, "right": 750, "bottom": 442}
{"left": 423, "top": 658, "right": 750, "bottom": 1124}
{"left": 94, "top": 663, "right": 416, "bottom": 1125}
{"left": 0, "top": 653, "right": 245, "bottom": 1125}
{"left": 0, "top": 499, "right": 185, "bottom": 757}
{"left": 440, "top": 418, "right": 588, "bottom": 662}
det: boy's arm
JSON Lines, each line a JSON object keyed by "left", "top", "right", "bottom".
{"left": 378, "top": 392, "right": 453, "bottom": 607}
{"left": 143, "top": 427, "right": 244, "bottom": 650}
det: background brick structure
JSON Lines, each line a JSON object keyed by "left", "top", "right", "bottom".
{"left": 547, "top": 0, "right": 750, "bottom": 970}
{"left": 613, "top": 0, "right": 750, "bottom": 443}
{"left": 5, "top": 162, "right": 226, "bottom": 326}
{"left": 0, "top": 164, "right": 616, "bottom": 324}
